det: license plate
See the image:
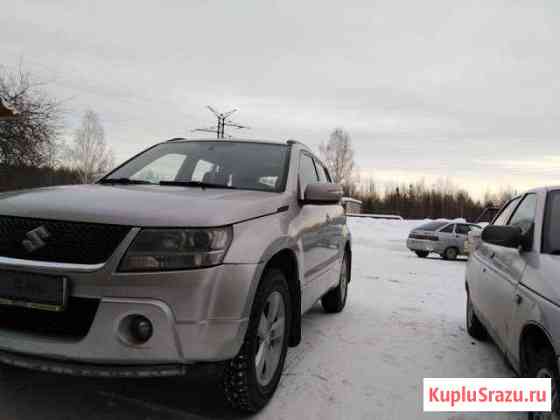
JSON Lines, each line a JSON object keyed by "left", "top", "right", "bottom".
{"left": 0, "top": 270, "right": 68, "bottom": 312}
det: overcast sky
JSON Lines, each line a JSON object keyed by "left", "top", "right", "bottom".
{"left": 2, "top": 0, "right": 560, "bottom": 198}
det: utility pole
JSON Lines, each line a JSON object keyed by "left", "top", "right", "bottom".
{"left": 193, "top": 106, "right": 249, "bottom": 139}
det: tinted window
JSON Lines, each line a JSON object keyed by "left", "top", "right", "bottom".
{"left": 456, "top": 224, "right": 471, "bottom": 235}
{"left": 417, "top": 221, "right": 449, "bottom": 231}
{"left": 508, "top": 194, "right": 537, "bottom": 233}
{"left": 543, "top": 190, "right": 560, "bottom": 254}
{"left": 493, "top": 197, "right": 521, "bottom": 226}
{"left": 299, "top": 153, "right": 319, "bottom": 193}
{"left": 105, "top": 141, "right": 289, "bottom": 192}
{"left": 440, "top": 224, "right": 454, "bottom": 233}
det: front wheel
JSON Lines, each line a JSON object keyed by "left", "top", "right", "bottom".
{"left": 443, "top": 247, "right": 458, "bottom": 260}
{"left": 223, "top": 269, "right": 291, "bottom": 412}
{"left": 415, "top": 250, "right": 429, "bottom": 258}
{"left": 528, "top": 347, "right": 560, "bottom": 420}
{"left": 322, "top": 253, "right": 349, "bottom": 313}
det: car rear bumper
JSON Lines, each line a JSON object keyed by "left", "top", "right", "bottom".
{"left": 406, "top": 238, "right": 442, "bottom": 253}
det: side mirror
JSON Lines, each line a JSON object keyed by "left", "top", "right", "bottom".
{"left": 481, "top": 225, "right": 522, "bottom": 249}
{"left": 303, "top": 182, "right": 343, "bottom": 204}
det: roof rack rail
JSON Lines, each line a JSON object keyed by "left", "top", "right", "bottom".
{"left": 286, "top": 139, "right": 302, "bottom": 145}
{"left": 167, "top": 137, "right": 187, "bottom": 142}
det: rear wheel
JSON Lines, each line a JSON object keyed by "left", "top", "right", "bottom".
{"left": 415, "top": 250, "right": 429, "bottom": 258}
{"left": 223, "top": 269, "right": 291, "bottom": 412}
{"left": 528, "top": 347, "right": 560, "bottom": 420}
{"left": 443, "top": 247, "right": 458, "bottom": 260}
{"left": 322, "top": 253, "right": 349, "bottom": 313}
{"left": 466, "top": 291, "right": 487, "bottom": 340}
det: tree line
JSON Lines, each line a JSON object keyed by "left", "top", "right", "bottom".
{"left": 0, "top": 65, "right": 115, "bottom": 191}
{"left": 319, "top": 128, "right": 514, "bottom": 221}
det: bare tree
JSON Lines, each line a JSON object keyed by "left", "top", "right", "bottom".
{"left": 319, "top": 128, "right": 355, "bottom": 185}
{"left": 0, "top": 66, "right": 62, "bottom": 166}
{"left": 66, "top": 110, "right": 114, "bottom": 183}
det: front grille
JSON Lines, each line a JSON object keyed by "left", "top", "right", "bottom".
{"left": 0, "top": 216, "right": 131, "bottom": 264}
{"left": 0, "top": 297, "right": 100, "bottom": 339}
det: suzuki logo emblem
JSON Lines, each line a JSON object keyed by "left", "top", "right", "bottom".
{"left": 22, "top": 226, "right": 50, "bottom": 253}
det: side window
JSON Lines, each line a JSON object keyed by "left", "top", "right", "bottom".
{"left": 130, "top": 153, "right": 186, "bottom": 183}
{"left": 441, "top": 224, "right": 454, "bottom": 233}
{"left": 508, "top": 194, "right": 537, "bottom": 233}
{"left": 315, "top": 160, "right": 331, "bottom": 183}
{"left": 493, "top": 197, "right": 521, "bottom": 226}
{"left": 299, "top": 153, "right": 319, "bottom": 194}
{"left": 456, "top": 224, "right": 471, "bottom": 235}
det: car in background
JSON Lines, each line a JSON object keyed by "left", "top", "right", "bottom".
{"left": 465, "top": 186, "right": 560, "bottom": 417}
{"left": 407, "top": 221, "right": 482, "bottom": 260}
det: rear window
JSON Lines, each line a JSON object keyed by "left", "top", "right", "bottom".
{"left": 416, "top": 221, "right": 449, "bottom": 231}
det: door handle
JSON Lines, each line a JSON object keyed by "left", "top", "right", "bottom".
{"left": 515, "top": 294, "right": 523, "bottom": 305}
{"left": 482, "top": 267, "right": 487, "bottom": 273}
{"left": 326, "top": 214, "right": 331, "bottom": 224}
{"left": 490, "top": 252, "right": 496, "bottom": 258}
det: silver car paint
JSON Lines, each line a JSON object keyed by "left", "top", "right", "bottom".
{"left": 466, "top": 186, "right": 560, "bottom": 373}
{"left": 0, "top": 139, "right": 350, "bottom": 374}
{"left": 406, "top": 223, "right": 475, "bottom": 255}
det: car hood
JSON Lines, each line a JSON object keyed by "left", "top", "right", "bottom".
{"left": 0, "top": 184, "right": 289, "bottom": 227}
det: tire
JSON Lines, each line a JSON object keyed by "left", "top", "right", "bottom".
{"left": 223, "top": 269, "right": 291, "bottom": 412}
{"left": 466, "top": 291, "right": 487, "bottom": 340}
{"left": 443, "top": 247, "right": 458, "bottom": 260}
{"left": 322, "top": 253, "right": 349, "bottom": 313}
{"left": 528, "top": 347, "right": 560, "bottom": 420}
{"left": 415, "top": 250, "right": 429, "bottom": 258}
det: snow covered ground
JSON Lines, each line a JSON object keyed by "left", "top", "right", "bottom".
{"left": 259, "top": 218, "right": 521, "bottom": 420}
{"left": 0, "top": 218, "right": 522, "bottom": 419}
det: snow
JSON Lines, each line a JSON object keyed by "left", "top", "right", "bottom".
{"left": 0, "top": 218, "right": 522, "bottom": 419}
{"left": 259, "top": 218, "right": 522, "bottom": 419}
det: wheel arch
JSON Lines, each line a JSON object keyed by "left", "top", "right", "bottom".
{"left": 261, "top": 248, "right": 302, "bottom": 347}
{"left": 519, "top": 322, "right": 556, "bottom": 376}
{"left": 344, "top": 241, "right": 352, "bottom": 283}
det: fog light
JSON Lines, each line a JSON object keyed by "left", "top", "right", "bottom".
{"left": 130, "top": 315, "right": 153, "bottom": 343}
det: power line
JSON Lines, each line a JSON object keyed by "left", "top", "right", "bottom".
{"left": 192, "top": 106, "right": 249, "bottom": 139}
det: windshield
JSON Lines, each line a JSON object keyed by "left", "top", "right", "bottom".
{"left": 415, "top": 221, "right": 449, "bottom": 231}
{"left": 103, "top": 141, "right": 290, "bottom": 192}
{"left": 543, "top": 190, "right": 560, "bottom": 253}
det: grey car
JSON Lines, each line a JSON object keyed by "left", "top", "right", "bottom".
{"left": 406, "top": 220, "right": 481, "bottom": 260}
{"left": 466, "top": 187, "right": 560, "bottom": 419}
{"left": 0, "top": 138, "right": 351, "bottom": 412}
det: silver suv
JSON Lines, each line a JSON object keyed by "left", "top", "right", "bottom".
{"left": 407, "top": 221, "right": 481, "bottom": 260}
{"left": 0, "top": 139, "right": 351, "bottom": 412}
{"left": 466, "top": 187, "right": 560, "bottom": 416}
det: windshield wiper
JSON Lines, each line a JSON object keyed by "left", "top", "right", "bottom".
{"left": 99, "top": 178, "right": 154, "bottom": 185}
{"left": 159, "top": 180, "right": 237, "bottom": 189}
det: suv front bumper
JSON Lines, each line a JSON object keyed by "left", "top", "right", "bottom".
{"left": 0, "top": 234, "right": 262, "bottom": 376}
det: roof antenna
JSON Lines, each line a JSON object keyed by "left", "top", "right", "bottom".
{"left": 192, "top": 106, "right": 250, "bottom": 139}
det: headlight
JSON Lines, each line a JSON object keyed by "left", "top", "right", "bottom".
{"left": 119, "top": 227, "right": 233, "bottom": 272}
